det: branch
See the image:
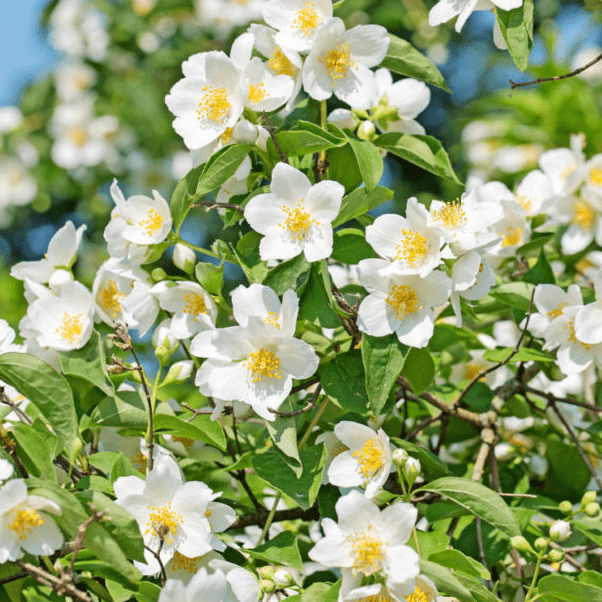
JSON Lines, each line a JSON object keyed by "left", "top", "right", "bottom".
{"left": 191, "top": 201, "right": 245, "bottom": 214}
{"left": 230, "top": 503, "right": 320, "bottom": 530}
{"left": 16, "top": 561, "right": 91, "bottom": 602}
{"left": 68, "top": 509, "right": 108, "bottom": 577}
{"left": 262, "top": 111, "right": 288, "bottom": 164}
{"left": 268, "top": 385, "right": 322, "bottom": 417}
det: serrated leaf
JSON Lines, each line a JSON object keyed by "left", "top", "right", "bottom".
{"left": 538, "top": 575, "right": 602, "bottom": 602}
{"left": 489, "top": 281, "right": 534, "bottom": 311}
{"left": 362, "top": 334, "right": 408, "bottom": 413}
{"left": 429, "top": 549, "right": 490, "bottom": 580}
{"left": 0, "top": 353, "right": 78, "bottom": 459}
{"left": 262, "top": 253, "right": 311, "bottom": 296}
{"left": 334, "top": 186, "right": 393, "bottom": 226}
{"left": 418, "top": 477, "right": 520, "bottom": 538}
{"left": 246, "top": 531, "right": 303, "bottom": 569}
{"left": 402, "top": 347, "right": 435, "bottom": 396}
{"left": 381, "top": 33, "right": 450, "bottom": 92}
{"left": 375, "top": 133, "right": 461, "bottom": 184}
{"left": 320, "top": 351, "right": 371, "bottom": 415}
{"left": 496, "top": 0, "right": 534, "bottom": 72}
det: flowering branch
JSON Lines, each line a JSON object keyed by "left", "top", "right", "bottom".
{"left": 16, "top": 561, "right": 92, "bottom": 602}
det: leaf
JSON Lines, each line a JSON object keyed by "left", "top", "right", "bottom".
{"left": 390, "top": 438, "right": 451, "bottom": 478}
{"left": 251, "top": 445, "right": 326, "bottom": 510}
{"left": 60, "top": 330, "right": 114, "bottom": 395}
{"left": 429, "top": 549, "right": 491, "bottom": 580}
{"left": 496, "top": 0, "right": 534, "bottom": 72}
{"left": 195, "top": 261, "right": 224, "bottom": 295}
{"left": 361, "top": 334, "right": 408, "bottom": 413}
{"left": 12, "top": 424, "right": 56, "bottom": 481}
{"left": 135, "top": 582, "right": 161, "bottom": 602}
{"left": 456, "top": 574, "right": 500, "bottom": 602}
{"left": 418, "top": 477, "right": 520, "bottom": 538}
{"left": 285, "top": 581, "right": 341, "bottom": 602}
{"left": 299, "top": 262, "right": 340, "bottom": 328}
{"left": 523, "top": 249, "right": 555, "bottom": 285}
{"left": 332, "top": 228, "right": 376, "bottom": 264}
{"left": 262, "top": 253, "right": 311, "bottom": 296}
{"left": 153, "top": 413, "right": 226, "bottom": 450}
{"left": 573, "top": 518, "right": 602, "bottom": 548}
{"left": 170, "top": 164, "right": 203, "bottom": 230}
{"left": 268, "top": 121, "right": 347, "bottom": 157}
{"left": 320, "top": 351, "right": 371, "bottom": 416}
{"left": 489, "top": 282, "right": 534, "bottom": 311}
{"left": 0, "top": 353, "right": 78, "bottom": 459}
{"left": 380, "top": 33, "right": 450, "bottom": 92}
{"left": 402, "top": 347, "right": 435, "bottom": 396}
{"left": 195, "top": 143, "right": 253, "bottom": 198}
{"left": 412, "top": 530, "right": 450, "bottom": 559}
{"left": 483, "top": 347, "right": 554, "bottom": 363}
{"left": 419, "top": 560, "right": 476, "bottom": 601}
{"left": 545, "top": 438, "right": 591, "bottom": 500}
{"left": 538, "top": 575, "right": 602, "bottom": 602}
{"left": 246, "top": 531, "right": 303, "bottom": 569}
{"left": 327, "top": 144, "right": 363, "bottom": 193}
{"left": 89, "top": 391, "right": 148, "bottom": 429}
{"left": 580, "top": 572, "right": 602, "bottom": 589}
{"left": 334, "top": 186, "right": 393, "bottom": 227}
{"left": 345, "top": 136, "right": 384, "bottom": 191}
{"left": 265, "top": 398, "right": 302, "bottom": 477}
{"left": 375, "top": 133, "right": 461, "bottom": 184}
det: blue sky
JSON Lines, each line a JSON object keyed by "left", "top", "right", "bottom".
{"left": 0, "top": 0, "right": 58, "bottom": 106}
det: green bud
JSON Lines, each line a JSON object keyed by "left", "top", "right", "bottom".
{"left": 151, "top": 267, "right": 168, "bottom": 283}
{"left": 357, "top": 120, "right": 376, "bottom": 142}
{"left": 582, "top": 491, "right": 597, "bottom": 506}
{"left": 534, "top": 537, "right": 549, "bottom": 551}
{"left": 510, "top": 535, "right": 534, "bottom": 555}
{"left": 547, "top": 549, "right": 565, "bottom": 563}
{"left": 584, "top": 502, "right": 600, "bottom": 517}
{"left": 559, "top": 500, "right": 573, "bottom": 515}
{"left": 259, "top": 579, "right": 275, "bottom": 595}
{"left": 392, "top": 448, "right": 408, "bottom": 466}
{"left": 257, "top": 566, "right": 275, "bottom": 580}
{"left": 173, "top": 243, "right": 196, "bottom": 276}
{"left": 403, "top": 457, "right": 421, "bottom": 488}
{"left": 162, "top": 360, "right": 193, "bottom": 385}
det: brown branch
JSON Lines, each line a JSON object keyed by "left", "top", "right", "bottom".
{"left": 404, "top": 411, "right": 443, "bottom": 441}
{"left": 263, "top": 111, "right": 288, "bottom": 164}
{"left": 230, "top": 503, "right": 319, "bottom": 530}
{"left": 17, "top": 561, "right": 91, "bottom": 602}
{"left": 192, "top": 201, "right": 245, "bottom": 214}
{"left": 509, "top": 52, "right": 602, "bottom": 96}
{"left": 521, "top": 385, "right": 602, "bottom": 414}
{"left": 144, "top": 543, "right": 167, "bottom": 585}
{"left": 68, "top": 509, "right": 108, "bottom": 577}
{"left": 269, "top": 385, "right": 322, "bottom": 417}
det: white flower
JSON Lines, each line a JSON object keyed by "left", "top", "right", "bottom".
{"left": 303, "top": 18, "right": 390, "bottom": 110}
{"left": 489, "top": 200, "right": 530, "bottom": 257}
{"left": 244, "top": 162, "right": 344, "bottom": 262}
{"left": 327, "top": 421, "right": 394, "bottom": 498}
{"left": 243, "top": 57, "right": 295, "bottom": 112}
{"left": 308, "top": 490, "right": 420, "bottom": 601}
{"left": 173, "top": 243, "right": 196, "bottom": 274}
{"left": 429, "top": 0, "right": 523, "bottom": 34}
{"left": 0, "top": 159, "right": 37, "bottom": 217}
{"left": 365, "top": 199, "right": 443, "bottom": 277}
{"left": 550, "top": 520, "right": 571, "bottom": 542}
{"left": 114, "top": 455, "right": 235, "bottom": 575}
{"left": 529, "top": 283, "right": 583, "bottom": 339}
{"left": 357, "top": 259, "right": 451, "bottom": 348}
{"left": 513, "top": 169, "right": 554, "bottom": 217}
{"left": 575, "top": 270, "right": 602, "bottom": 345}
{"left": 11, "top": 221, "right": 86, "bottom": 284}
{"left": 0, "top": 460, "right": 13, "bottom": 481}
{"left": 539, "top": 134, "right": 586, "bottom": 196}
{"left": 195, "top": 0, "right": 264, "bottom": 37}
{"left": 0, "top": 107, "right": 22, "bottom": 133}
{"left": 216, "top": 156, "right": 251, "bottom": 206}
{"left": 54, "top": 60, "right": 96, "bottom": 101}
{"left": 0, "top": 479, "right": 63, "bottom": 563}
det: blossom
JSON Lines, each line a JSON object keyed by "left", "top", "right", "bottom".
{"left": 327, "top": 421, "right": 394, "bottom": 498}
{"left": 575, "top": 270, "right": 602, "bottom": 345}
{"left": 529, "top": 283, "right": 583, "bottom": 339}
{"left": 114, "top": 455, "right": 235, "bottom": 575}
{"left": 429, "top": 0, "right": 523, "bottom": 34}
{"left": 550, "top": 520, "right": 571, "bottom": 542}
{"left": 0, "top": 479, "right": 63, "bottom": 563}
{"left": 539, "top": 133, "right": 586, "bottom": 196}
{"left": 244, "top": 162, "right": 344, "bottom": 262}
{"left": 308, "top": 490, "right": 420, "bottom": 601}
{"left": 357, "top": 259, "right": 451, "bottom": 348}
{"left": 303, "top": 18, "right": 390, "bottom": 110}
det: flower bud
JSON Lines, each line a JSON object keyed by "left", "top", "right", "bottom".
{"left": 273, "top": 569, "right": 294, "bottom": 587}
{"left": 582, "top": 491, "right": 597, "bottom": 506}
{"left": 584, "top": 502, "right": 600, "bottom": 517}
{"left": 233, "top": 119, "right": 259, "bottom": 144}
{"left": 547, "top": 548, "right": 565, "bottom": 563}
{"left": 257, "top": 566, "right": 275, "bottom": 580}
{"left": 259, "top": 579, "right": 275, "bottom": 595}
{"left": 392, "top": 448, "right": 408, "bottom": 466}
{"left": 152, "top": 319, "right": 178, "bottom": 364}
{"left": 357, "top": 120, "right": 376, "bottom": 142}
{"left": 173, "top": 243, "right": 196, "bottom": 275}
{"left": 327, "top": 108, "right": 359, "bottom": 131}
{"left": 558, "top": 500, "right": 573, "bottom": 515}
{"left": 151, "top": 267, "right": 168, "bottom": 283}
{"left": 510, "top": 535, "right": 534, "bottom": 555}
{"left": 534, "top": 537, "right": 548, "bottom": 551}
{"left": 549, "top": 520, "right": 571, "bottom": 542}
{"left": 255, "top": 126, "right": 270, "bottom": 152}
{"left": 403, "top": 457, "right": 421, "bottom": 487}
{"left": 163, "top": 360, "right": 193, "bottom": 385}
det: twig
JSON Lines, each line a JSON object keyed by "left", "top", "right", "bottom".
{"left": 509, "top": 52, "right": 602, "bottom": 96}
{"left": 404, "top": 411, "right": 443, "bottom": 441}
{"left": 268, "top": 386, "right": 322, "bottom": 417}
{"left": 68, "top": 509, "right": 108, "bottom": 576}
{"left": 521, "top": 385, "right": 602, "bottom": 414}
{"left": 291, "top": 377, "right": 320, "bottom": 394}
{"left": 144, "top": 543, "right": 167, "bottom": 585}
{"left": 192, "top": 201, "right": 245, "bottom": 214}
{"left": 17, "top": 561, "right": 91, "bottom": 602}
{"left": 498, "top": 492, "right": 537, "bottom": 499}
{"left": 230, "top": 503, "right": 320, "bottom": 530}
{"left": 263, "top": 111, "right": 288, "bottom": 164}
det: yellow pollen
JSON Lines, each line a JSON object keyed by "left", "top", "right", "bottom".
{"left": 8, "top": 507, "right": 44, "bottom": 540}
{"left": 561, "top": 163, "right": 576, "bottom": 180}
{"left": 501, "top": 226, "right": 522, "bottom": 248}
{"left": 347, "top": 525, "right": 385, "bottom": 576}
{"left": 515, "top": 194, "right": 533, "bottom": 213}
{"left": 205, "top": 508, "right": 212, "bottom": 518}
{"left": 464, "top": 364, "right": 482, "bottom": 381}
{"left": 568, "top": 320, "right": 591, "bottom": 350}
{"left": 292, "top": 2, "right": 322, "bottom": 35}
{"left": 68, "top": 127, "right": 88, "bottom": 146}
{"left": 572, "top": 200, "right": 595, "bottom": 231}
{"left": 184, "top": 293, "right": 207, "bottom": 319}
{"left": 244, "top": 348, "right": 282, "bottom": 382}
{"left": 352, "top": 437, "right": 384, "bottom": 477}
{"left": 9, "top": 171, "right": 23, "bottom": 186}
{"left": 575, "top": 257, "right": 595, "bottom": 273}
{"left": 406, "top": 586, "right": 431, "bottom": 602}
{"left": 386, "top": 284, "right": 420, "bottom": 320}
{"left": 279, "top": 203, "right": 315, "bottom": 240}
{"left": 130, "top": 451, "right": 147, "bottom": 472}
{"left": 196, "top": 86, "right": 230, "bottom": 123}
{"left": 590, "top": 167, "right": 602, "bottom": 186}
{"left": 432, "top": 199, "right": 466, "bottom": 230}
{"left": 548, "top": 303, "right": 567, "bottom": 319}
{"left": 364, "top": 591, "right": 394, "bottom": 602}
{"left": 55, "top": 312, "right": 85, "bottom": 344}
{"left": 220, "top": 127, "right": 234, "bottom": 144}
{"left": 263, "top": 311, "right": 280, "bottom": 328}
{"left": 268, "top": 47, "right": 294, "bottom": 77}
{"left": 170, "top": 551, "right": 202, "bottom": 574}
{"left": 248, "top": 82, "right": 269, "bottom": 104}
{"left": 100, "top": 280, "right": 125, "bottom": 319}
{"left": 320, "top": 42, "right": 356, "bottom": 80}
{"left": 145, "top": 503, "right": 183, "bottom": 545}
{"left": 139, "top": 208, "right": 164, "bottom": 237}
{"left": 394, "top": 229, "right": 428, "bottom": 267}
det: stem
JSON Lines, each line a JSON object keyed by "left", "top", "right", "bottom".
{"left": 258, "top": 492, "right": 282, "bottom": 545}
{"left": 176, "top": 237, "right": 220, "bottom": 260}
{"left": 524, "top": 551, "right": 545, "bottom": 602}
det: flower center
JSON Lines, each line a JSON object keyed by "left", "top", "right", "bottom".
{"left": 184, "top": 293, "right": 207, "bottom": 318}
{"left": 500, "top": 226, "right": 522, "bottom": 248}
{"left": 55, "top": 312, "right": 85, "bottom": 344}
{"left": 268, "top": 47, "right": 294, "bottom": 77}
{"left": 347, "top": 525, "right": 385, "bottom": 576}
{"left": 547, "top": 302, "right": 567, "bottom": 319}
{"left": 263, "top": 311, "right": 280, "bottom": 328}
{"left": 99, "top": 280, "right": 125, "bottom": 318}
{"left": 220, "top": 127, "right": 234, "bottom": 144}
{"left": 464, "top": 364, "right": 482, "bottom": 381}
{"left": 515, "top": 194, "right": 533, "bottom": 213}
{"left": 145, "top": 503, "right": 183, "bottom": 546}
{"left": 279, "top": 203, "right": 316, "bottom": 240}
{"left": 589, "top": 167, "right": 602, "bottom": 186}
{"left": 68, "top": 127, "right": 88, "bottom": 146}
{"left": 352, "top": 437, "right": 384, "bottom": 477}
{"left": 170, "top": 551, "right": 203, "bottom": 574}
{"left": 248, "top": 82, "right": 269, "bottom": 104}
{"left": 394, "top": 229, "right": 428, "bottom": 267}
{"left": 572, "top": 200, "right": 595, "bottom": 231}
{"left": 292, "top": 2, "right": 322, "bottom": 35}
{"left": 244, "top": 348, "right": 282, "bottom": 382}
{"left": 386, "top": 284, "right": 420, "bottom": 319}
{"left": 139, "top": 208, "right": 164, "bottom": 237}
{"left": 561, "top": 162, "right": 576, "bottom": 180}
{"left": 568, "top": 320, "right": 591, "bottom": 350}
{"left": 431, "top": 199, "right": 466, "bottom": 230}
{"left": 197, "top": 86, "right": 231, "bottom": 123}
{"left": 130, "top": 451, "right": 147, "bottom": 472}
{"left": 406, "top": 586, "right": 430, "bottom": 602}
{"left": 321, "top": 42, "right": 355, "bottom": 80}
{"left": 8, "top": 507, "right": 44, "bottom": 540}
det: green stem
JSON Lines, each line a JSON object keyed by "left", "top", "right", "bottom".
{"left": 176, "top": 237, "right": 220, "bottom": 260}
{"left": 525, "top": 551, "right": 545, "bottom": 602}
{"left": 258, "top": 492, "right": 282, "bottom": 545}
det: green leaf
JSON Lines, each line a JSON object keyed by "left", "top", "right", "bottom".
{"left": 418, "top": 477, "right": 520, "bottom": 538}
{"left": 0, "top": 353, "right": 78, "bottom": 459}
{"left": 390, "top": 438, "right": 451, "bottom": 478}
{"left": 523, "top": 249, "right": 555, "bottom": 285}
{"left": 265, "top": 398, "right": 302, "bottom": 477}
{"left": 546, "top": 438, "right": 591, "bottom": 500}
{"left": 154, "top": 413, "right": 226, "bottom": 450}
{"left": 538, "top": 575, "right": 602, "bottom": 602}
{"left": 135, "top": 582, "right": 161, "bottom": 602}
{"left": 579, "top": 572, "right": 602, "bottom": 589}
{"left": 573, "top": 518, "right": 602, "bottom": 548}
{"left": 262, "top": 253, "right": 311, "bottom": 296}
{"left": 195, "top": 143, "right": 253, "bottom": 199}
{"left": 285, "top": 581, "right": 341, "bottom": 602}
{"left": 334, "top": 186, "right": 394, "bottom": 227}
{"left": 327, "top": 144, "right": 363, "bottom": 193}
{"left": 233, "top": 231, "right": 268, "bottom": 283}
{"left": 412, "top": 531, "right": 450, "bottom": 558}
{"left": 429, "top": 549, "right": 491, "bottom": 580}
{"left": 483, "top": 347, "right": 554, "bottom": 363}
{"left": 299, "top": 262, "right": 340, "bottom": 328}
{"left": 419, "top": 560, "right": 476, "bottom": 601}
{"left": 320, "top": 351, "right": 371, "bottom": 416}
{"left": 170, "top": 164, "right": 203, "bottom": 230}
{"left": 380, "top": 34, "right": 450, "bottom": 92}
{"left": 496, "top": 0, "right": 534, "bottom": 72}
{"left": 345, "top": 136, "right": 384, "bottom": 191}
{"left": 246, "top": 531, "right": 303, "bottom": 569}
{"left": 268, "top": 121, "right": 347, "bottom": 157}
{"left": 402, "top": 347, "right": 435, "bottom": 396}
{"left": 375, "top": 133, "right": 461, "bottom": 184}
{"left": 455, "top": 574, "right": 500, "bottom": 602}
{"left": 90, "top": 391, "right": 147, "bottom": 429}
{"left": 361, "top": 334, "right": 408, "bottom": 413}
{"left": 251, "top": 445, "right": 326, "bottom": 510}
{"left": 489, "top": 281, "right": 535, "bottom": 311}
{"left": 195, "top": 260, "right": 224, "bottom": 295}
{"left": 12, "top": 424, "right": 56, "bottom": 481}
{"left": 332, "top": 228, "right": 376, "bottom": 264}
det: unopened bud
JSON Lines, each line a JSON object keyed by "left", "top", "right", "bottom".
{"left": 257, "top": 566, "right": 275, "bottom": 580}
{"left": 151, "top": 267, "right": 167, "bottom": 283}
{"left": 163, "top": 360, "right": 193, "bottom": 385}
{"left": 173, "top": 243, "right": 196, "bottom": 275}
{"left": 582, "top": 491, "right": 597, "bottom": 506}
{"left": 534, "top": 537, "right": 548, "bottom": 551}
{"left": 549, "top": 520, "right": 571, "bottom": 542}
{"left": 273, "top": 569, "right": 294, "bottom": 587}
{"left": 357, "top": 120, "right": 376, "bottom": 142}
{"left": 403, "top": 457, "right": 421, "bottom": 487}
{"left": 233, "top": 119, "right": 259, "bottom": 144}
{"left": 392, "top": 448, "right": 408, "bottom": 466}
{"left": 547, "top": 548, "right": 565, "bottom": 563}
{"left": 510, "top": 535, "right": 534, "bottom": 555}
{"left": 584, "top": 502, "right": 600, "bottom": 517}
{"left": 259, "top": 579, "right": 275, "bottom": 595}
{"left": 559, "top": 500, "right": 573, "bottom": 515}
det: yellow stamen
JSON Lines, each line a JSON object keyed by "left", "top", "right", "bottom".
{"left": 572, "top": 200, "right": 595, "bottom": 231}
{"left": 99, "top": 280, "right": 125, "bottom": 319}
{"left": 8, "top": 507, "right": 43, "bottom": 540}
{"left": 145, "top": 503, "right": 182, "bottom": 546}
{"left": 220, "top": 127, "right": 234, "bottom": 144}
{"left": 501, "top": 226, "right": 522, "bottom": 248}
{"left": 184, "top": 293, "right": 207, "bottom": 319}
{"left": 548, "top": 303, "right": 567, "bottom": 319}
{"left": 263, "top": 312, "right": 280, "bottom": 328}
{"left": 406, "top": 586, "right": 431, "bottom": 602}
{"left": 352, "top": 437, "right": 384, "bottom": 477}
{"left": 568, "top": 320, "right": 591, "bottom": 350}
{"left": 386, "top": 284, "right": 420, "bottom": 320}
{"left": 55, "top": 312, "right": 85, "bottom": 344}
{"left": 394, "top": 229, "right": 428, "bottom": 267}
{"left": 68, "top": 127, "right": 88, "bottom": 146}
{"left": 244, "top": 348, "right": 282, "bottom": 382}
{"left": 431, "top": 199, "right": 466, "bottom": 230}
{"left": 196, "top": 86, "right": 231, "bottom": 123}
{"left": 248, "top": 82, "right": 269, "bottom": 104}
{"left": 292, "top": 2, "right": 322, "bottom": 35}
{"left": 139, "top": 208, "right": 164, "bottom": 237}
{"left": 515, "top": 194, "right": 533, "bottom": 213}
{"left": 170, "top": 551, "right": 203, "bottom": 574}
{"left": 320, "top": 42, "right": 355, "bottom": 80}
{"left": 590, "top": 167, "right": 602, "bottom": 187}
{"left": 347, "top": 525, "right": 385, "bottom": 576}
{"left": 279, "top": 203, "right": 316, "bottom": 241}
{"left": 268, "top": 47, "right": 294, "bottom": 77}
